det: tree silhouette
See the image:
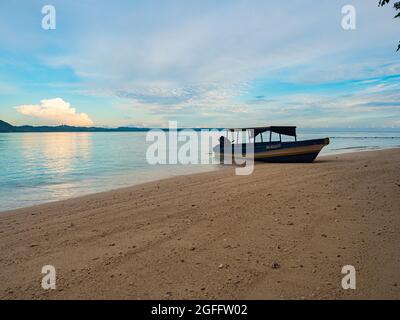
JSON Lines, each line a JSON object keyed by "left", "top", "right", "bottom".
{"left": 378, "top": 0, "right": 400, "bottom": 51}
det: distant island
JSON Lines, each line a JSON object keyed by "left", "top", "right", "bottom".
{"left": 0, "top": 119, "right": 222, "bottom": 133}
{"left": 0, "top": 119, "right": 150, "bottom": 133}
{"left": 2, "top": 119, "right": 397, "bottom": 134}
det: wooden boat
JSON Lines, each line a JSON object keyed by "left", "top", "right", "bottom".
{"left": 213, "top": 126, "right": 329, "bottom": 163}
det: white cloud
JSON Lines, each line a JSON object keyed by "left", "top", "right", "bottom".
{"left": 15, "top": 98, "right": 93, "bottom": 126}
{"left": 42, "top": 1, "right": 398, "bottom": 87}
{"left": 43, "top": 0, "right": 398, "bottom": 128}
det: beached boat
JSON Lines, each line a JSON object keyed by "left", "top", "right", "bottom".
{"left": 213, "top": 126, "right": 329, "bottom": 163}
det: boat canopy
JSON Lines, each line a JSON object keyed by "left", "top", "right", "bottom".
{"left": 228, "top": 126, "right": 297, "bottom": 138}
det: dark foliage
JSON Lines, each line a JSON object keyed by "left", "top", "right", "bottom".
{"left": 378, "top": 0, "right": 400, "bottom": 51}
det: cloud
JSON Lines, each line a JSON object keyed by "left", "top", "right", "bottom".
{"left": 2, "top": 1, "right": 400, "bottom": 127}
{"left": 40, "top": 0, "right": 398, "bottom": 88}
{"left": 15, "top": 98, "right": 93, "bottom": 126}
{"left": 244, "top": 80, "right": 400, "bottom": 128}
{"left": 49, "top": 1, "right": 398, "bottom": 127}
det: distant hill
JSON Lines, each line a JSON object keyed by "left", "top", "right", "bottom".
{"left": 0, "top": 120, "right": 15, "bottom": 132}
{"left": 0, "top": 120, "right": 149, "bottom": 133}
{"left": 0, "top": 120, "right": 221, "bottom": 133}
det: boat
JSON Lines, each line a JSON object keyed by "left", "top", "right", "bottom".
{"left": 213, "top": 126, "right": 329, "bottom": 163}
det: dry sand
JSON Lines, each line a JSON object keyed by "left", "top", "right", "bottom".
{"left": 0, "top": 148, "right": 399, "bottom": 300}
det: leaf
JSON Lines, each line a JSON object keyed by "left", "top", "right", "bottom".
{"left": 379, "top": 0, "right": 391, "bottom": 6}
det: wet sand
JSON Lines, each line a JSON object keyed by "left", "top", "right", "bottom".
{"left": 0, "top": 148, "right": 399, "bottom": 299}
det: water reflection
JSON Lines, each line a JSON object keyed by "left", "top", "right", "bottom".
{"left": 19, "top": 133, "right": 90, "bottom": 178}
{"left": 1, "top": 133, "right": 93, "bottom": 210}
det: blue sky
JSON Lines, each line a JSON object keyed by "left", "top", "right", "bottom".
{"left": 0, "top": 0, "right": 399, "bottom": 128}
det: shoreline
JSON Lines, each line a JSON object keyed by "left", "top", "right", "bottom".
{"left": 0, "top": 148, "right": 400, "bottom": 299}
{"left": 1, "top": 147, "right": 399, "bottom": 214}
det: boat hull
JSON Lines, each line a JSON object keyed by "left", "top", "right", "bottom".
{"left": 254, "top": 151, "right": 320, "bottom": 163}
{"left": 214, "top": 138, "right": 329, "bottom": 163}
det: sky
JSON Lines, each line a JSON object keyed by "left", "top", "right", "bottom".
{"left": 0, "top": 0, "right": 399, "bottom": 128}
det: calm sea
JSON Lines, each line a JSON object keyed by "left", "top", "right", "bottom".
{"left": 1, "top": 129, "right": 399, "bottom": 212}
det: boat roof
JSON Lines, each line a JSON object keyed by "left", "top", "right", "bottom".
{"left": 227, "top": 126, "right": 297, "bottom": 137}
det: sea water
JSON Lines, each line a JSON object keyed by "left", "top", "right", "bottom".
{"left": 0, "top": 129, "right": 399, "bottom": 211}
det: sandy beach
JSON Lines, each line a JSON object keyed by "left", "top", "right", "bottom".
{"left": 0, "top": 148, "right": 399, "bottom": 299}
